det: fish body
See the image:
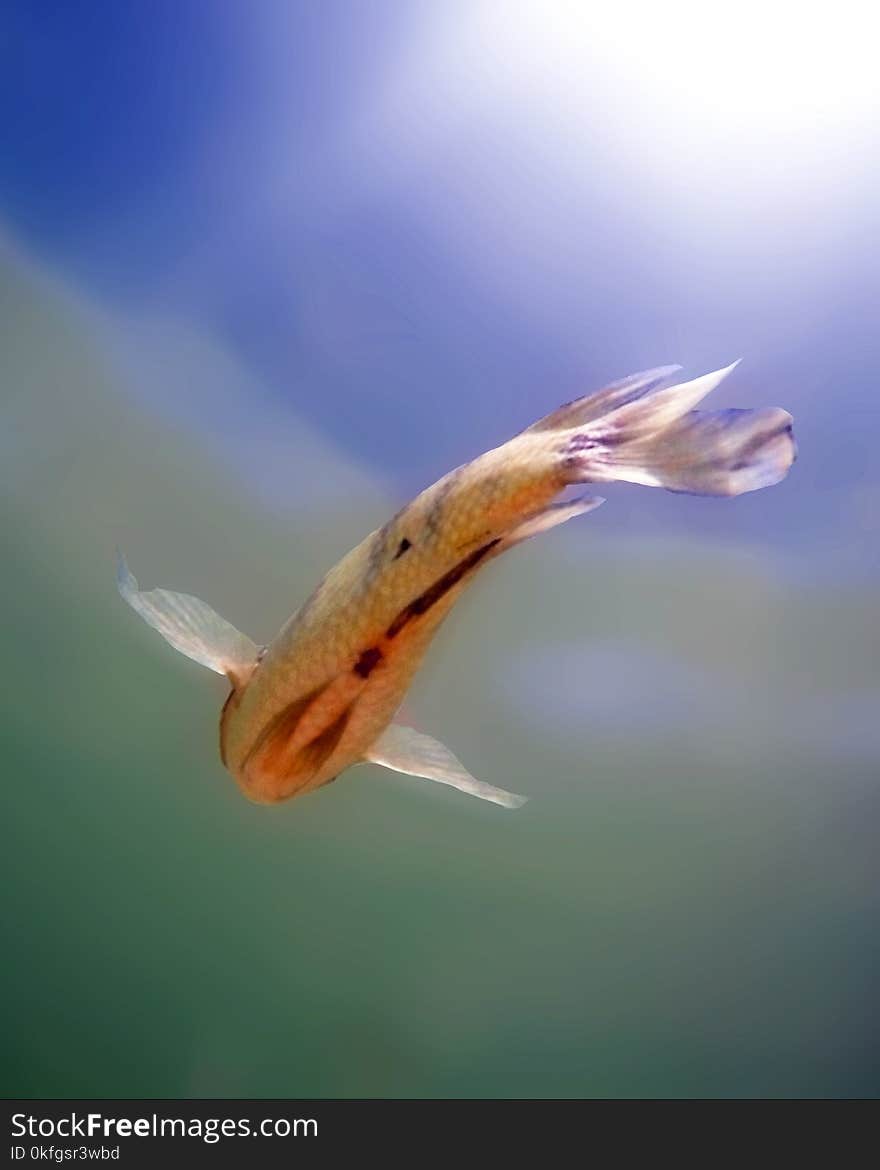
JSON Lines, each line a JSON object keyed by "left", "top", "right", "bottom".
{"left": 222, "top": 436, "right": 573, "bottom": 802}
{"left": 119, "top": 362, "right": 796, "bottom": 810}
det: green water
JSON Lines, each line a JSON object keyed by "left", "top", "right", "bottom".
{"left": 2, "top": 251, "right": 878, "bottom": 1098}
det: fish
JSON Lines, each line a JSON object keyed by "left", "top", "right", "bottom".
{"left": 118, "top": 361, "right": 795, "bottom": 810}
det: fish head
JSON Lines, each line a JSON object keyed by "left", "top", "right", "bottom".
{"left": 220, "top": 677, "right": 354, "bottom": 804}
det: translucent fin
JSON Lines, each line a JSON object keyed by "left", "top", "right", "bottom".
{"left": 365, "top": 723, "right": 528, "bottom": 810}
{"left": 501, "top": 495, "right": 605, "bottom": 549}
{"left": 597, "top": 361, "right": 742, "bottom": 438}
{"left": 571, "top": 406, "right": 796, "bottom": 496}
{"left": 524, "top": 365, "right": 682, "bottom": 433}
{"left": 557, "top": 361, "right": 796, "bottom": 497}
{"left": 117, "top": 551, "right": 260, "bottom": 681}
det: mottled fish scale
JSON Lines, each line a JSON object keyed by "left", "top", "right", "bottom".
{"left": 119, "top": 362, "right": 795, "bottom": 809}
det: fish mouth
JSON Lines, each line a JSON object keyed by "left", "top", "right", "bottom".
{"left": 237, "top": 753, "right": 343, "bottom": 805}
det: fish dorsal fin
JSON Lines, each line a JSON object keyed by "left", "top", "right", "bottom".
{"left": 523, "top": 365, "right": 682, "bottom": 433}
{"left": 117, "top": 552, "right": 260, "bottom": 683}
{"left": 365, "top": 723, "right": 527, "bottom": 809}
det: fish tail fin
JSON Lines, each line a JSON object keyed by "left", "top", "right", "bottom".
{"left": 555, "top": 362, "right": 796, "bottom": 497}
{"left": 117, "top": 551, "right": 261, "bottom": 685}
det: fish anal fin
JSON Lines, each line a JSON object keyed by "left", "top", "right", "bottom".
{"left": 117, "top": 551, "right": 260, "bottom": 679}
{"left": 364, "top": 723, "right": 527, "bottom": 810}
{"left": 500, "top": 495, "right": 605, "bottom": 550}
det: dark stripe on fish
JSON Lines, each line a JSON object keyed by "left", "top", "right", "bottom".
{"left": 730, "top": 419, "right": 793, "bottom": 471}
{"left": 565, "top": 433, "right": 599, "bottom": 454}
{"left": 564, "top": 428, "right": 629, "bottom": 456}
{"left": 353, "top": 647, "right": 383, "bottom": 678}
{"left": 386, "top": 538, "right": 501, "bottom": 639}
{"left": 296, "top": 705, "right": 352, "bottom": 774}
{"left": 243, "top": 684, "right": 325, "bottom": 773}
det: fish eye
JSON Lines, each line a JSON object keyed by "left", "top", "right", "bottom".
{"left": 395, "top": 538, "right": 412, "bottom": 559}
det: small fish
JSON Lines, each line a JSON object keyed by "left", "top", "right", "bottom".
{"left": 118, "top": 362, "right": 795, "bottom": 810}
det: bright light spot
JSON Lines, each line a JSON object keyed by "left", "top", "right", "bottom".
{"left": 306, "top": 0, "right": 878, "bottom": 347}
{"left": 463, "top": 0, "right": 878, "bottom": 132}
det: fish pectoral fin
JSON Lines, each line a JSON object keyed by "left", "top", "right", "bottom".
{"left": 500, "top": 495, "right": 605, "bottom": 550}
{"left": 117, "top": 551, "right": 260, "bottom": 683}
{"left": 364, "top": 723, "right": 528, "bottom": 810}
